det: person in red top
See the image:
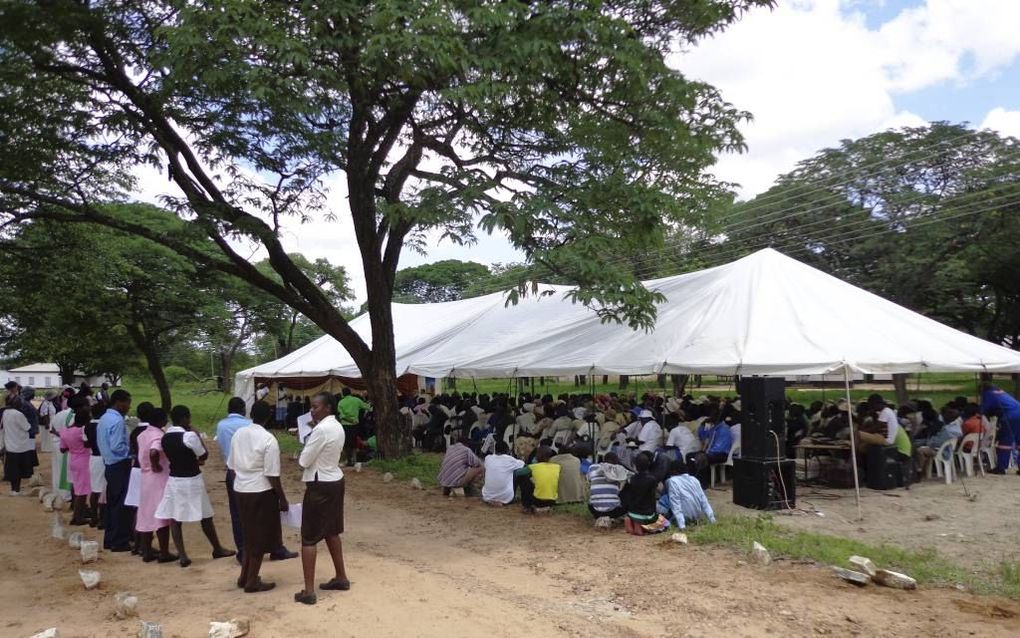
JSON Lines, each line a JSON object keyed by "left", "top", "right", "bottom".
{"left": 962, "top": 404, "right": 984, "bottom": 436}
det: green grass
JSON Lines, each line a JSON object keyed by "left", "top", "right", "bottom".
{"left": 371, "top": 451, "right": 444, "bottom": 487}
{"left": 684, "top": 514, "right": 1020, "bottom": 599}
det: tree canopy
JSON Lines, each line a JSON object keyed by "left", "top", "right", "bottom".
{"left": 0, "top": 0, "right": 773, "bottom": 455}
{"left": 712, "top": 122, "right": 1020, "bottom": 347}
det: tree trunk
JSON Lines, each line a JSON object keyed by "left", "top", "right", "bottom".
{"left": 892, "top": 373, "right": 909, "bottom": 407}
{"left": 619, "top": 375, "right": 629, "bottom": 390}
{"left": 57, "top": 361, "right": 76, "bottom": 386}
{"left": 671, "top": 374, "right": 688, "bottom": 397}
{"left": 656, "top": 374, "right": 667, "bottom": 388}
{"left": 126, "top": 325, "right": 172, "bottom": 410}
{"left": 365, "top": 361, "right": 408, "bottom": 459}
{"left": 602, "top": 375, "right": 609, "bottom": 385}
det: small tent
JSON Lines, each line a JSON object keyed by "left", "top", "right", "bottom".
{"left": 234, "top": 248, "right": 1020, "bottom": 399}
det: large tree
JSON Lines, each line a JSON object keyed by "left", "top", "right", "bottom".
{"left": 393, "top": 260, "right": 494, "bottom": 303}
{"left": 715, "top": 122, "right": 1020, "bottom": 346}
{"left": 0, "top": 0, "right": 772, "bottom": 456}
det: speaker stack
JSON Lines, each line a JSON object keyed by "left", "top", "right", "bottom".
{"left": 732, "top": 377, "right": 796, "bottom": 510}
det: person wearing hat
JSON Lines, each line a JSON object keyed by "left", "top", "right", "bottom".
{"left": 635, "top": 409, "right": 663, "bottom": 454}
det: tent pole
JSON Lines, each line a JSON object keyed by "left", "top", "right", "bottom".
{"left": 843, "top": 365, "right": 863, "bottom": 522}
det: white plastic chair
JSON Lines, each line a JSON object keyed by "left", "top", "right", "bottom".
{"left": 956, "top": 433, "right": 980, "bottom": 478}
{"left": 502, "top": 426, "right": 515, "bottom": 446}
{"left": 710, "top": 442, "right": 740, "bottom": 488}
{"left": 551, "top": 430, "right": 570, "bottom": 450}
{"left": 977, "top": 418, "right": 996, "bottom": 474}
{"left": 927, "top": 438, "right": 957, "bottom": 484}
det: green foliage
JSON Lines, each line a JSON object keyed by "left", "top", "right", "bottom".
{"left": 393, "top": 260, "right": 494, "bottom": 303}
{"left": 714, "top": 122, "right": 1020, "bottom": 347}
{"left": 685, "top": 515, "right": 1020, "bottom": 599}
{"left": 162, "top": 365, "right": 198, "bottom": 386}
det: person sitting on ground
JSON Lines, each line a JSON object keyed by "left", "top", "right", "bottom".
{"left": 635, "top": 409, "right": 663, "bottom": 454}
{"left": 656, "top": 460, "right": 716, "bottom": 530}
{"left": 550, "top": 445, "right": 584, "bottom": 504}
{"left": 481, "top": 440, "right": 524, "bottom": 506}
{"left": 153, "top": 405, "right": 235, "bottom": 567}
{"left": 437, "top": 436, "right": 483, "bottom": 497}
{"left": 587, "top": 452, "right": 630, "bottom": 523}
{"left": 664, "top": 420, "right": 699, "bottom": 463}
{"left": 514, "top": 445, "right": 560, "bottom": 514}
{"left": 619, "top": 451, "right": 669, "bottom": 535}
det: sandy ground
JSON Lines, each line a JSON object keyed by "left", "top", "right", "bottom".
{"left": 712, "top": 470, "right": 1020, "bottom": 570}
{"left": 4, "top": 448, "right": 1020, "bottom": 638}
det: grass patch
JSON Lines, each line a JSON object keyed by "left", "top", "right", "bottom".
{"left": 685, "top": 514, "right": 1020, "bottom": 599}
{"left": 552, "top": 502, "right": 590, "bottom": 517}
{"left": 371, "top": 451, "right": 444, "bottom": 487}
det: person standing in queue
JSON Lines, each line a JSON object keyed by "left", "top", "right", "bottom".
{"left": 96, "top": 390, "right": 133, "bottom": 551}
{"left": 294, "top": 392, "right": 350, "bottom": 605}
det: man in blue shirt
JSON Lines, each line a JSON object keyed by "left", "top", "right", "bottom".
{"left": 687, "top": 410, "right": 732, "bottom": 487}
{"left": 97, "top": 389, "right": 133, "bottom": 551}
{"left": 980, "top": 382, "right": 1020, "bottom": 473}
{"left": 215, "top": 397, "right": 298, "bottom": 564}
{"left": 657, "top": 460, "right": 716, "bottom": 530}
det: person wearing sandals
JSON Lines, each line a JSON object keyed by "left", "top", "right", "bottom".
{"left": 153, "top": 405, "right": 235, "bottom": 567}
{"left": 295, "top": 392, "right": 350, "bottom": 605}
{"left": 228, "top": 401, "right": 288, "bottom": 593}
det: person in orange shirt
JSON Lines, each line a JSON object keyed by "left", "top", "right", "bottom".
{"left": 962, "top": 404, "right": 984, "bottom": 436}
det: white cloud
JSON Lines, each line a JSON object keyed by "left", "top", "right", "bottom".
{"left": 679, "top": 0, "right": 1020, "bottom": 197}
{"left": 981, "top": 107, "right": 1020, "bottom": 139}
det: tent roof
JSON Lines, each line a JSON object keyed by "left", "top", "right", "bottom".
{"left": 235, "top": 248, "right": 1020, "bottom": 386}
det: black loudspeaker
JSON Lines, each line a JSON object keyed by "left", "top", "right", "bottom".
{"left": 865, "top": 445, "right": 900, "bottom": 491}
{"left": 737, "top": 377, "right": 787, "bottom": 460}
{"left": 732, "top": 458, "right": 796, "bottom": 510}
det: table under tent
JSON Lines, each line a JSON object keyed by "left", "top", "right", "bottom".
{"left": 234, "top": 248, "right": 1020, "bottom": 516}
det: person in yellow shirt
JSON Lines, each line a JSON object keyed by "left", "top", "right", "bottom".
{"left": 514, "top": 446, "right": 560, "bottom": 513}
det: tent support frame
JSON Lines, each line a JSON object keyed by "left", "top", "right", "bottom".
{"left": 843, "top": 364, "right": 864, "bottom": 521}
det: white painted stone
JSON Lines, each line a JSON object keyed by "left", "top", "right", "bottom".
{"left": 208, "top": 618, "right": 250, "bottom": 638}
{"left": 353, "top": 462, "right": 363, "bottom": 472}
{"left": 68, "top": 532, "right": 84, "bottom": 549}
{"left": 80, "top": 540, "right": 100, "bottom": 563}
{"left": 51, "top": 515, "right": 66, "bottom": 539}
{"left": 28, "top": 473, "right": 43, "bottom": 488}
{"left": 670, "top": 532, "right": 689, "bottom": 545}
{"left": 38, "top": 489, "right": 52, "bottom": 503}
{"left": 874, "top": 569, "right": 917, "bottom": 590}
{"left": 114, "top": 592, "right": 139, "bottom": 619}
{"left": 751, "top": 541, "right": 771, "bottom": 566}
{"left": 79, "top": 569, "right": 101, "bottom": 590}
{"left": 382, "top": 472, "right": 394, "bottom": 483}
{"left": 848, "top": 555, "right": 877, "bottom": 577}
{"left": 138, "top": 621, "right": 163, "bottom": 638}
{"left": 43, "top": 492, "right": 58, "bottom": 512}
{"left": 29, "top": 629, "right": 60, "bottom": 638}
{"left": 833, "top": 567, "right": 871, "bottom": 586}
{"left": 409, "top": 478, "right": 423, "bottom": 490}
{"left": 594, "top": 516, "right": 613, "bottom": 529}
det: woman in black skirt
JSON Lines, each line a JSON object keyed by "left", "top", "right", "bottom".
{"left": 2, "top": 395, "right": 35, "bottom": 495}
{"left": 228, "top": 401, "right": 289, "bottom": 592}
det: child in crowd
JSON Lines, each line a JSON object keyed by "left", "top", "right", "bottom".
{"left": 59, "top": 405, "right": 93, "bottom": 525}
{"left": 620, "top": 452, "right": 670, "bottom": 535}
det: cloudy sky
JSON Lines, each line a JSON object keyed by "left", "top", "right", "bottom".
{"left": 136, "top": 0, "right": 1020, "bottom": 301}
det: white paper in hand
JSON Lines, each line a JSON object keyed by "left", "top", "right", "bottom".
{"left": 281, "top": 503, "right": 302, "bottom": 529}
{"left": 296, "top": 412, "right": 314, "bottom": 444}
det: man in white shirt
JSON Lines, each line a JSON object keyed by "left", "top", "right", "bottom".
{"left": 636, "top": 409, "right": 663, "bottom": 453}
{"left": 870, "top": 394, "right": 899, "bottom": 446}
{"left": 295, "top": 392, "right": 349, "bottom": 605}
{"left": 228, "top": 402, "right": 289, "bottom": 593}
{"left": 665, "top": 422, "right": 700, "bottom": 458}
{"left": 481, "top": 440, "right": 525, "bottom": 505}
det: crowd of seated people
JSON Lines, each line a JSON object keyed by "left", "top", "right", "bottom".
{"left": 424, "top": 390, "right": 731, "bottom": 535}
{"left": 422, "top": 382, "right": 1020, "bottom": 532}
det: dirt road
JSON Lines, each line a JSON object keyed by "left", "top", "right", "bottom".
{"left": 4, "top": 450, "right": 1018, "bottom": 637}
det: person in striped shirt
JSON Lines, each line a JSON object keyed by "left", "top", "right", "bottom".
{"left": 587, "top": 452, "right": 629, "bottom": 521}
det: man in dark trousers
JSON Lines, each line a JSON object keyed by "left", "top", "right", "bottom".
{"left": 96, "top": 389, "right": 133, "bottom": 551}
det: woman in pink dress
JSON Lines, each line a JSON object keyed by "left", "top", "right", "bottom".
{"left": 58, "top": 407, "right": 92, "bottom": 525}
{"left": 136, "top": 407, "right": 177, "bottom": 563}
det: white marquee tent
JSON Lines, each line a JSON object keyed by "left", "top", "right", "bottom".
{"left": 234, "top": 248, "right": 1020, "bottom": 400}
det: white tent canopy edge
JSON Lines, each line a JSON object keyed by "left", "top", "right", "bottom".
{"left": 234, "top": 248, "right": 1020, "bottom": 399}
